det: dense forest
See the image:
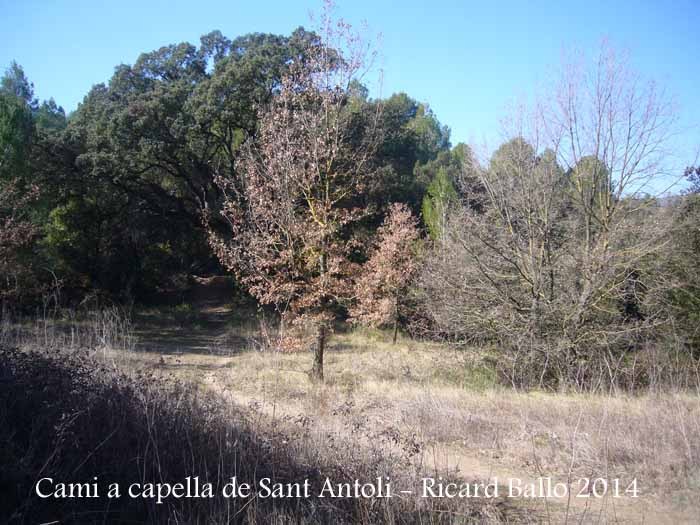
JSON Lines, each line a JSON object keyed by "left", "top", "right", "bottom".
{"left": 0, "top": 29, "right": 449, "bottom": 301}
{"left": 2, "top": 17, "right": 698, "bottom": 388}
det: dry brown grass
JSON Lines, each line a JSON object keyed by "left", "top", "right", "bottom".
{"left": 119, "top": 325, "right": 700, "bottom": 524}
{"left": 6, "top": 310, "right": 700, "bottom": 523}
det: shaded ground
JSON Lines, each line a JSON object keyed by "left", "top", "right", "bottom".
{"left": 134, "top": 275, "right": 254, "bottom": 356}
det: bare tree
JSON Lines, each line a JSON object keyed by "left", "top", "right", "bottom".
{"left": 418, "top": 43, "right": 678, "bottom": 389}
{"left": 207, "top": 1, "right": 381, "bottom": 381}
{"left": 547, "top": 43, "right": 677, "bottom": 339}
{"left": 349, "top": 203, "right": 420, "bottom": 343}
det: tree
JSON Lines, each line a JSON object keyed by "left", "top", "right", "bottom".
{"left": 548, "top": 45, "right": 676, "bottom": 349}
{"left": 0, "top": 62, "right": 35, "bottom": 182}
{"left": 209, "top": 3, "right": 381, "bottom": 381}
{"left": 417, "top": 44, "right": 677, "bottom": 388}
{"left": 417, "top": 137, "right": 568, "bottom": 342}
{"left": 350, "top": 203, "right": 420, "bottom": 342}
{"left": 417, "top": 143, "right": 482, "bottom": 240}
{"left": 365, "top": 93, "right": 451, "bottom": 214}
{"left": 0, "top": 63, "right": 44, "bottom": 304}
{"left": 1, "top": 62, "right": 35, "bottom": 104}
{"left": 37, "top": 28, "right": 317, "bottom": 299}
{"left": 421, "top": 166, "right": 459, "bottom": 240}
{"left": 665, "top": 168, "right": 700, "bottom": 353}
{"left": 0, "top": 179, "right": 38, "bottom": 303}
{"left": 685, "top": 165, "right": 700, "bottom": 194}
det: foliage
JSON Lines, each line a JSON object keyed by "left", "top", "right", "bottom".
{"left": 0, "top": 14, "right": 454, "bottom": 306}
{"left": 666, "top": 181, "right": 700, "bottom": 353}
{"left": 0, "top": 11, "right": 697, "bottom": 393}
{"left": 12, "top": 28, "right": 325, "bottom": 301}
{"left": 2, "top": 345, "right": 488, "bottom": 524}
{"left": 0, "top": 65, "right": 34, "bottom": 181}
{"left": 0, "top": 180, "right": 39, "bottom": 302}
{"left": 416, "top": 45, "right": 681, "bottom": 389}
{"left": 421, "top": 166, "right": 459, "bottom": 240}
{"left": 0, "top": 64, "right": 45, "bottom": 303}
{"left": 350, "top": 203, "right": 420, "bottom": 342}
{"left": 417, "top": 143, "right": 482, "bottom": 239}
{"left": 370, "top": 93, "right": 451, "bottom": 212}
{"left": 209, "top": 4, "right": 382, "bottom": 380}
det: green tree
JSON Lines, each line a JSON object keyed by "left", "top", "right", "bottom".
{"left": 41, "top": 29, "right": 318, "bottom": 299}
{"left": 666, "top": 169, "right": 700, "bottom": 352}
{"left": 421, "top": 166, "right": 458, "bottom": 240}
{"left": 415, "top": 143, "right": 483, "bottom": 229}
{"left": 0, "top": 62, "right": 35, "bottom": 182}
{"left": 0, "top": 63, "right": 42, "bottom": 302}
{"left": 369, "top": 93, "right": 450, "bottom": 212}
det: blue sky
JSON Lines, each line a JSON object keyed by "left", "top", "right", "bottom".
{"left": 2, "top": 0, "right": 699, "bottom": 179}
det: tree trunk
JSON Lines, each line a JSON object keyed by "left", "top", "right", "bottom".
{"left": 310, "top": 322, "right": 326, "bottom": 382}
{"left": 392, "top": 298, "right": 399, "bottom": 344}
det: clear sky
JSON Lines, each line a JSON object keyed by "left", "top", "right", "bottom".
{"left": 2, "top": 0, "right": 699, "bottom": 180}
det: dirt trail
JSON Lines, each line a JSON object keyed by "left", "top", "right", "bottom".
{"left": 202, "top": 372, "right": 698, "bottom": 525}
{"left": 134, "top": 276, "right": 244, "bottom": 356}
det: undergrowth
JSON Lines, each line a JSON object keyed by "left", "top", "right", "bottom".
{"left": 0, "top": 346, "right": 510, "bottom": 524}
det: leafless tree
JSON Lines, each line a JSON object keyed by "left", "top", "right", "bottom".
{"left": 418, "top": 43, "right": 679, "bottom": 389}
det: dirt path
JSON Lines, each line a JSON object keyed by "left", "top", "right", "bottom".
{"left": 133, "top": 276, "right": 247, "bottom": 356}
{"left": 201, "top": 372, "right": 699, "bottom": 525}
{"left": 124, "top": 353, "right": 700, "bottom": 524}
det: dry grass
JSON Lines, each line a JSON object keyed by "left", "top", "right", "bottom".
{"left": 5, "top": 309, "right": 700, "bottom": 523}
{"left": 1, "top": 343, "right": 514, "bottom": 524}
{"left": 122, "top": 325, "right": 700, "bottom": 524}
{"left": 1, "top": 306, "right": 136, "bottom": 353}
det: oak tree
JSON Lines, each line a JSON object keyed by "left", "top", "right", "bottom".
{"left": 209, "top": 3, "right": 381, "bottom": 380}
{"left": 350, "top": 203, "right": 420, "bottom": 343}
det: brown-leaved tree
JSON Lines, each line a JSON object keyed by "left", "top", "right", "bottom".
{"left": 350, "top": 203, "right": 420, "bottom": 343}
{"left": 208, "top": 3, "right": 381, "bottom": 381}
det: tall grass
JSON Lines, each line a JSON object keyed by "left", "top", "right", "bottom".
{"left": 0, "top": 306, "right": 135, "bottom": 354}
{"left": 0, "top": 345, "right": 511, "bottom": 524}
